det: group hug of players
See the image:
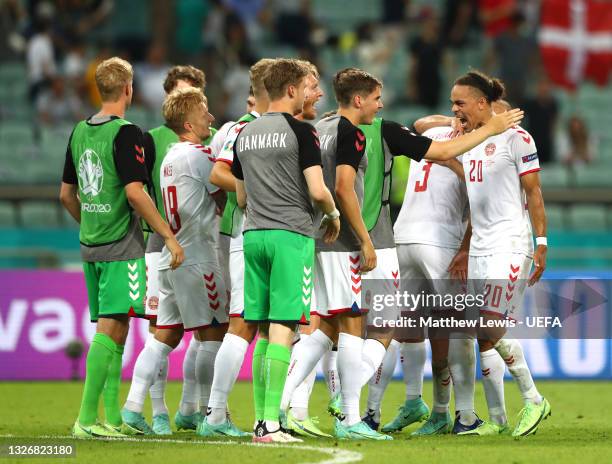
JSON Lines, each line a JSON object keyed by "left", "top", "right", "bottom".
{"left": 61, "top": 55, "right": 550, "bottom": 443}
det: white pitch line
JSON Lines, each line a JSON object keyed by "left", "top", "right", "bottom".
{"left": 0, "top": 434, "right": 363, "bottom": 464}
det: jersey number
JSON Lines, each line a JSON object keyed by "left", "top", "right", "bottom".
{"left": 469, "top": 160, "right": 483, "bottom": 182}
{"left": 414, "top": 162, "right": 433, "bottom": 192}
{"left": 162, "top": 186, "right": 181, "bottom": 233}
{"left": 483, "top": 283, "right": 502, "bottom": 309}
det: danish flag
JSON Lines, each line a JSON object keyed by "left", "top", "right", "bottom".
{"left": 539, "top": 0, "right": 612, "bottom": 89}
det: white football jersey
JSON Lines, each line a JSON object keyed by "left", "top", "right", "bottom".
{"left": 394, "top": 126, "right": 469, "bottom": 248}
{"left": 209, "top": 121, "right": 235, "bottom": 159}
{"left": 159, "top": 142, "right": 221, "bottom": 270}
{"left": 463, "top": 126, "right": 540, "bottom": 256}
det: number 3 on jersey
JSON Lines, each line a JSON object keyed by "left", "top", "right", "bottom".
{"left": 469, "top": 160, "right": 483, "bottom": 182}
{"left": 162, "top": 186, "right": 181, "bottom": 233}
{"left": 414, "top": 162, "right": 433, "bottom": 192}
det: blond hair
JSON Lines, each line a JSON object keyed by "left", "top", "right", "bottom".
{"left": 263, "top": 59, "right": 310, "bottom": 101}
{"left": 163, "top": 65, "right": 206, "bottom": 93}
{"left": 95, "top": 57, "right": 133, "bottom": 102}
{"left": 297, "top": 59, "right": 319, "bottom": 80}
{"left": 162, "top": 87, "right": 207, "bottom": 134}
{"left": 333, "top": 67, "right": 382, "bottom": 107}
{"left": 249, "top": 58, "right": 276, "bottom": 98}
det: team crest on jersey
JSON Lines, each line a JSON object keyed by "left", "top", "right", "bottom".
{"left": 485, "top": 143, "right": 496, "bottom": 156}
{"left": 78, "top": 149, "right": 103, "bottom": 197}
{"left": 147, "top": 296, "right": 159, "bottom": 311}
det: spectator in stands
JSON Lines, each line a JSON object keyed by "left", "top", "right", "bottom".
{"left": 479, "top": 0, "right": 516, "bottom": 38}
{"left": 441, "top": 0, "right": 476, "bottom": 49}
{"left": 522, "top": 78, "right": 558, "bottom": 164}
{"left": 174, "top": 0, "right": 210, "bottom": 58}
{"left": 83, "top": 44, "right": 112, "bottom": 108}
{"left": 26, "top": 5, "right": 57, "bottom": 105}
{"left": 355, "top": 22, "right": 395, "bottom": 90}
{"left": 135, "top": 42, "right": 171, "bottom": 111}
{"left": 562, "top": 115, "right": 596, "bottom": 166}
{"left": 272, "top": 0, "right": 314, "bottom": 55}
{"left": 37, "top": 75, "right": 83, "bottom": 125}
{"left": 406, "top": 8, "right": 445, "bottom": 110}
{"left": 54, "top": 0, "right": 114, "bottom": 38}
{"left": 488, "top": 11, "right": 537, "bottom": 103}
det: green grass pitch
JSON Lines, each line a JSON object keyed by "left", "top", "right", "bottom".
{"left": 0, "top": 380, "right": 610, "bottom": 464}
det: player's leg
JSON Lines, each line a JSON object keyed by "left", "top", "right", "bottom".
{"left": 122, "top": 267, "right": 181, "bottom": 435}
{"left": 288, "top": 315, "right": 320, "bottom": 421}
{"left": 363, "top": 338, "right": 400, "bottom": 430}
{"left": 477, "top": 253, "right": 550, "bottom": 437}
{"left": 203, "top": 247, "right": 258, "bottom": 435}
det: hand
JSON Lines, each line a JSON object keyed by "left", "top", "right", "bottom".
{"left": 528, "top": 245, "right": 547, "bottom": 286}
{"left": 321, "top": 217, "right": 340, "bottom": 244}
{"left": 448, "top": 249, "right": 468, "bottom": 283}
{"left": 360, "top": 240, "right": 377, "bottom": 273}
{"left": 165, "top": 236, "right": 185, "bottom": 270}
{"left": 487, "top": 108, "right": 524, "bottom": 135}
{"left": 450, "top": 117, "right": 465, "bottom": 138}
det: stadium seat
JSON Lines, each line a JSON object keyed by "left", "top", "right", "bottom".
{"left": 573, "top": 164, "right": 611, "bottom": 187}
{"left": 568, "top": 205, "right": 608, "bottom": 231}
{"left": 19, "top": 201, "right": 61, "bottom": 228}
{"left": 540, "top": 164, "right": 570, "bottom": 188}
{"left": 546, "top": 205, "right": 567, "bottom": 230}
{"left": 0, "top": 201, "right": 16, "bottom": 227}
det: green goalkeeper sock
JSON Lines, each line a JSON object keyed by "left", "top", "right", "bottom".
{"left": 103, "top": 343, "right": 125, "bottom": 427}
{"left": 252, "top": 338, "right": 269, "bottom": 422}
{"left": 78, "top": 333, "right": 116, "bottom": 426}
{"left": 263, "top": 343, "right": 291, "bottom": 422}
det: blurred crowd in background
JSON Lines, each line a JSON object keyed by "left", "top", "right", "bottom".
{"left": 1, "top": 0, "right": 612, "bottom": 269}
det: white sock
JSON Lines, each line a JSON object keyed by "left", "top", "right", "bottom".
{"left": 494, "top": 338, "right": 542, "bottom": 405}
{"left": 366, "top": 339, "right": 399, "bottom": 419}
{"left": 360, "top": 339, "right": 388, "bottom": 387}
{"left": 401, "top": 341, "right": 426, "bottom": 400}
{"left": 448, "top": 336, "right": 477, "bottom": 425}
{"left": 337, "top": 332, "right": 364, "bottom": 426}
{"left": 149, "top": 355, "right": 169, "bottom": 417}
{"left": 290, "top": 367, "right": 316, "bottom": 421}
{"left": 207, "top": 333, "right": 249, "bottom": 425}
{"left": 196, "top": 340, "right": 222, "bottom": 416}
{"left": 480, "top": 348, "right": 507, "bottom": 425}
{"left": 432, "top": 362, "right": 451, "bottom": 413}
{"left": 280, "top": 330, "right": 332, "bottom": 411}
{"left": 126, "top": 338, "right": 172, "bottom": 413}
{"left": 323, "top": 349, "right": 341, "bottom": 398}
{"left": 179, "top": 337, "right": 200, "bottom": 416}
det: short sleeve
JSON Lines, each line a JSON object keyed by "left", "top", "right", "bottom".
{"left": 189, "top": 148, "right": 221, "bottom": 195}
{"left": 509, "top": 128, "right": 540, "bottom": 176}
{"left": 142, "top": 131, "right": 155, "bottom": 179}
{"left": 283, "top": 114, "right": 322, "bottom": 171}
{"left": 382, "top": 119, "right": 432, "bottom": 162}
{"left": 217, "top": 121, "right": 246, "bottom": 165}
{"left": 113, "top": 124, "right": 149, "bottom": 186}
{"left": 62, "top": 130, "right": 77, "bottom": 184}
{"left": 336, "top": 117, "right": 365, "bottom": 171}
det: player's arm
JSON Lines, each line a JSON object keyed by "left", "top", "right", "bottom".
{"left": 448, "top": 220, "right": 471, "bottom": 283}
{"left": 115, "top": 125, "right": 184, "bottom": 269}
{"left": 424, "top": 109, "right": 524, "bottom": 161}
{"left": 334, "top": 125, "right": 376, "bottom": 271}
{"left": 521, "top": 171, "right": 547, "bottom": 286}
{"left": 59, "top": 136, "right": 81, "bottom": 223}
{"left": 413, "top": 115, "right": 453, "bottom": 134}
{"left": 230, "top": 149, "right": 247, "bottom": 209}
{"left": 210, "top": 127, "right": 240, "bottom": 191}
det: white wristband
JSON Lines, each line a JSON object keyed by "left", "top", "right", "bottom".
{"left": 535, "top": 237, "right": 547, "bottom": 247}
{"left": 324, "top": 208, "right": 340, "bottom": 221}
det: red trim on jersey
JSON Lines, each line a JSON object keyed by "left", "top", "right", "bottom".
{"left": 215, "top": 158, "right": 233, "bottom": 166}
{"left": 309, "top": 311, "right": 336, "bottom": 319}
{"left": 327, "top": 307, "right": 369, "bottom": 315}
{"left": 229, "top": 313, "right": 243, "bottom": 318}
{"left": 519, "top": 168, "right": 541, "bottom": 177}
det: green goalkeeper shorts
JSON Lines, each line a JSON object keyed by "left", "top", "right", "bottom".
{"left": 83, "top": 257, "right": 146, "bottom": 322}
{"left": 243, "top": 229, "right": 314, "bottom": 324}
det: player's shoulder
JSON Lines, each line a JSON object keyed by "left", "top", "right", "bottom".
{"left": 505, "top": 125, "right": 535, "bottom": 147}
{"left": 422, "top": 126, "right": 454, "bottom": 141}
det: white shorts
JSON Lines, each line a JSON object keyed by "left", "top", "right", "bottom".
{"left": 218, "top": 233, "right": 231, "bottom": 305}
{"left": 229, "top": 248, "right": 244, "bottom": 317}
{"left": 468, "top": 252, "right": 532, "bottom": 319}
{"left": 157, "top": 262, "right": 229, "bottom": 330}
{"left": 397, "top": 243, "right": 459, "bottom": 295}
{"left": 362, "top": 247, "right": 401, "bottom": 326}
{"left": 312, "top": 250, "right": 363, "bottom": 318}
{"left": 145, "top": 252, "right": 160, "bottom": 319}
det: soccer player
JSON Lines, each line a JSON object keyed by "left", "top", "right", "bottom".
{"left": 448, "top": 71, "right": 551, "bottom": 437}
{"left": 60, "top": 57, "right": 184, "bottom": 438}
{"left": 364, "top": 125, "right": 469, "bottom": 436}
{"left": 121, "top": 87, "right": 228, "bottom": 434}
{"left": 140, "top": 64, "right": 215, "bottom": 434}
{"left": 232, "top": 58, "right": 340, "bottom": 443}
{"left": 198, "top": 58, "right": 275, "bottom": 437}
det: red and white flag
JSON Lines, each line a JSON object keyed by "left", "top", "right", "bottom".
{"left": 539, "top": 0, "right": 612, "bottom": 89}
